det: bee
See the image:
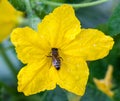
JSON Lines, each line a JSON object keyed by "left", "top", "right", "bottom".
{"left": 47, "top": 48, "right": 62, "bottom": 70}
{"left": 51, "top": 48, "right": 61, "bottom": 70}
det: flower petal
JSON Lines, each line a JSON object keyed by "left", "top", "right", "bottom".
{"left": 57, "top": 56, "right": 89, "bottom": 96}
{"left": 38, "top": 4, "right": 81, "bottom": 47}
{"left": 0, "top": 0, "right": 23, "bottom": 42}
{"left": 17, "top": 57, "right": 56, "bottom": 96}
{"left": 0, "top": 0, "right": 21, "bottom": 15}
{"left": 11, "top": 27, "right": 50, "bottom": 63}
{"left": 93, "top": 78, "right": 114, "bottom": 97}
{"left": 62, "top": 29, "right": 114, "bottom": 61}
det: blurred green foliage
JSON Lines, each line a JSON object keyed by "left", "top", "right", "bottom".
{"left": 81, "top": 86, "right": 111, "bottom": 101}
{"left": 9, "top": 0, "right": 26, "bottom": 11}
{"left": 108, "top": 2, "right": 120, "bottom": 36}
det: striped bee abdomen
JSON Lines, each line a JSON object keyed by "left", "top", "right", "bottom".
{"left": 51, "top": 48, "right": 61, "bottom": 70}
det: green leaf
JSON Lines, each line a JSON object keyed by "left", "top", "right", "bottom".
{"left": 113, "top": 88, "right": 120, "bottom": 101}
{"left": 44, "top": 86, "right": 68, "bottom": 101}
{"left": 96, "top": 23, "right": 109, "bottom": 35}
{"left": 81, "top": 85, "right": 112, "bottom": 101}
{"left": 9, "top": 0, "right": 26, "bottom": 11}
{"left": 108, "top": 3, "right": 120, "bottom": 36}
{"left": 11, "top": 94, "right": 43, "bottom": 101}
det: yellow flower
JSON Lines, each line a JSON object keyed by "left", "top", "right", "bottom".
{"left": 11, "top": 4, "right": 114, "bottom": 96}
{"left": 93, "top": 65, "right": 114, "bottom": 97}
{"left": 0, "top": 0, "right": 23, "bottom": 42}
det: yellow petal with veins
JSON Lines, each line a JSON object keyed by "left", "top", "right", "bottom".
{"left": 11, "top": 27, "right": 50, "bottom": 64}
{"left": 18, "top": 57, "right": 56, "bottom": 96}
{"left": 63, "top": 29, "right": 114, "bottom": 61}
{"left": 38, "top": 4, "right": 81, "bottom": 47}
{"left": 57, "top": 55, "right": 89, "bottom": 96}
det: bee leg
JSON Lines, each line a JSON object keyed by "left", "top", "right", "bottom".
{"left": 46, "top": 51, "right": 52, "bottom": 57}
{"left": 59, "top": 57, "right": 63, "bottom": 61}
{"left": 47, "top": 56, "right": 52, "bottom": 57}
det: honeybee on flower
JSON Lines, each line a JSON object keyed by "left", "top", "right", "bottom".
{"left": 11, "top": 4, "right": 114, "bottom": 96}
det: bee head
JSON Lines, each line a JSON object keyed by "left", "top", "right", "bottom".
{"left": 52, "top": 48, "right": 58, "bottom": 51}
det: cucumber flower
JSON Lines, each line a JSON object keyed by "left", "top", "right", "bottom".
{"left": 94, "top": 65, "right": 114, "bottom": 97}
{"left": 11, "top": 4, "right": 114, "bottom": 96}
{"left": 0, "top": 0, "right": 23, "bottom": 42}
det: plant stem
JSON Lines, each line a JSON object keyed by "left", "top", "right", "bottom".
{"left": 67, "top": 93, "right": 81, "bottom": 101}
{"left": 24, "top": 0, "right": 33, "bottom": 17}
{"left": 38, "top": 0, "right": 109, "bottom": 8}
{"left": 0, "top": 44, "right": 17, "bottom": 78}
